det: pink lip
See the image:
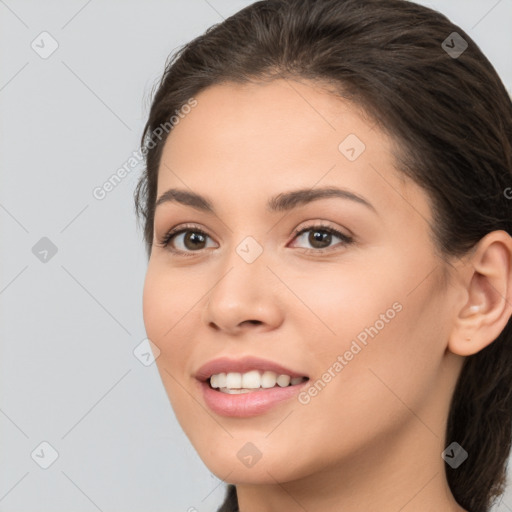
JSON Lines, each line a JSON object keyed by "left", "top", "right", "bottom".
{"left": 196, "top": 379, "right": 309, "bottom": 417}
{"left": 194, "top": 356, "right": 309, "bottom": 417}
{"left": 194, "top": 356, "right": 308, "bottom": 382}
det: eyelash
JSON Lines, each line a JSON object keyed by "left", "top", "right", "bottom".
{"left": 157, "top": 222, "right": 354, "bottom": 257}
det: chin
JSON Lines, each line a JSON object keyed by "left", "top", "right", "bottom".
{"left": 190, "top": 436, "right": 314, "bottom": 485}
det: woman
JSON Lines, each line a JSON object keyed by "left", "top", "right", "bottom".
{"left": 134, "top": 1, "right": 512, "bottom": 511}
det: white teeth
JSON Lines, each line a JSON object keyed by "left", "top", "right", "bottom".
{"left": 241, "top": 370, "right": 261, "bottom": 389}
{"left": 261, "top": 371, "right": 277, "bottom": 388}
{"left": 209, "top": 370, "right": 307, "bottom": 392}
{"left": 277, "top": 374, "right": 291, "bottom": 387}
{"left": 216, "top": 372, "right": 227, "bottom": 388}
{"left": 210, "top": 373, "right": 227, "bottom": 388}
{"left": 226, "top": 372, "right": 242, "bottom": 388}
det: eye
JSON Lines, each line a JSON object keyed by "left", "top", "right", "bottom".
{"left": 290, "top": 223, "right": 354, "bottom": 253}
{"left": 157, "top": 222, "right": 354, "bottom": 256}
{"left": 157, "top": 223, "right": 217, "bottom": 256}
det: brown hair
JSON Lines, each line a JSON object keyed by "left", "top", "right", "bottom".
{"left": 134, "top": 1, "right": 512, "bottom": 511}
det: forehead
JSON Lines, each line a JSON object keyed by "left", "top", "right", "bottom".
{"left": 162, "top": 79, "right": 377, "bottom": 165}
{"left": 157, "top": 79, "right": 430, "bottom": 223}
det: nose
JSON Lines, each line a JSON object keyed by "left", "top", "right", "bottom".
{"left": 201, "top": 248, "right": 284, "bottom": 335}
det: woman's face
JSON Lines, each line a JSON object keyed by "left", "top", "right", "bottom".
{"left": 143, "top": 79, "right": 464, "bottom": 484}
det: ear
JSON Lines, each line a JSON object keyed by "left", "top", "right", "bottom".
{"left": 448, "top": 230, "right": 512, "bottom": 357}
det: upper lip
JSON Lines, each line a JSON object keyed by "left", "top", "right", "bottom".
{"left": 195, "top": 356, "right": 309, "bottom": 382}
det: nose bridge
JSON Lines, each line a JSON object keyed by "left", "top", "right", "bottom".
{"left": 218, "top": 211, "right": 269, "bottom": 274}
{"left": 213, "top": 232, "right": 268, "bottom": 304}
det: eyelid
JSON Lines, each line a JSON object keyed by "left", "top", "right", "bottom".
{"left": 293, "top": 220, "right": 353, "bottom": 240}
{"left": 290, "top": 222, "right": 354, "bottom": 253}
{"left": 157, "top": 220, "right": 354, "bottom": 255}
{"left": 156, "top": 222, "right": 215, "bottom": 251}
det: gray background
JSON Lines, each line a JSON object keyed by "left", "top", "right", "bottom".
{"left": 1, "top": 1, "right": 511, "bottom": 511}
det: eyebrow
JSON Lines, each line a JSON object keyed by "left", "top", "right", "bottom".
{"left": 154, "top": 186, "right": 377, "bottom": 214}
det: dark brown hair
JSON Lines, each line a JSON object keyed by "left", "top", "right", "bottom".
{"left": 134, "top": 1, "right": 512, "bottom": 511}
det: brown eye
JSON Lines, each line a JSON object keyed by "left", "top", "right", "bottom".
{"left": 291, "top": 224, "right": 354, "bottom": 252}
{"left": 181, "top": 231, "right": 208, "bottom": 250}
{"left": 161, "top": 227, "right": 216, "bottom": 253}
{"left": 158, "top": 222, "right": 353, "bottom": 256}
{"left": 307, "top": 229, "right": 333, "bottom": 249}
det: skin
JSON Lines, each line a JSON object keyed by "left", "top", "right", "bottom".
{"left": 142, "top": 78, "right": 512, "bottom": 512}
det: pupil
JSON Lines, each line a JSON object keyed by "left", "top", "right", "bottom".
{"left": 310, "top": 230, "right": 330, "bottom": 248}
{"left": 183, "top": 229, "right": 331, "bottom": 251}
{"left": 185, "top": 232, "right": 205, "bottom": 249}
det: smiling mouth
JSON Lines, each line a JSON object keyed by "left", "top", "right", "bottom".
{"left": 207, "top": 370, "right": 309, "bottom": 394}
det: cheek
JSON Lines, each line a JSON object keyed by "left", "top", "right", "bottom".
{"left": 296, "top": 252, "right": 445, "bottom": 416}
{"left": 142, "top": 264, "right": 203, "bottom": 415}
{"left": 142, "top": 262, "right": 199, "bottom": 342}
{"left": 286, "top": 257, "right": 402, "bottom": 361}
{"left": 142, "top": 268, "right": 169, "bottom": 342}
{"left": 142, "top": 262, "right": 211, "bottom": 414}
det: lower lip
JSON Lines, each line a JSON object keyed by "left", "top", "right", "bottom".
{"left": 198, "top": 379, "right": 309, "bottom": 417}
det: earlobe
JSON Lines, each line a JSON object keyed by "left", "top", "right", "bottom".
{"left": 447, "top": 230, "right": 512, "bottom": 357}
